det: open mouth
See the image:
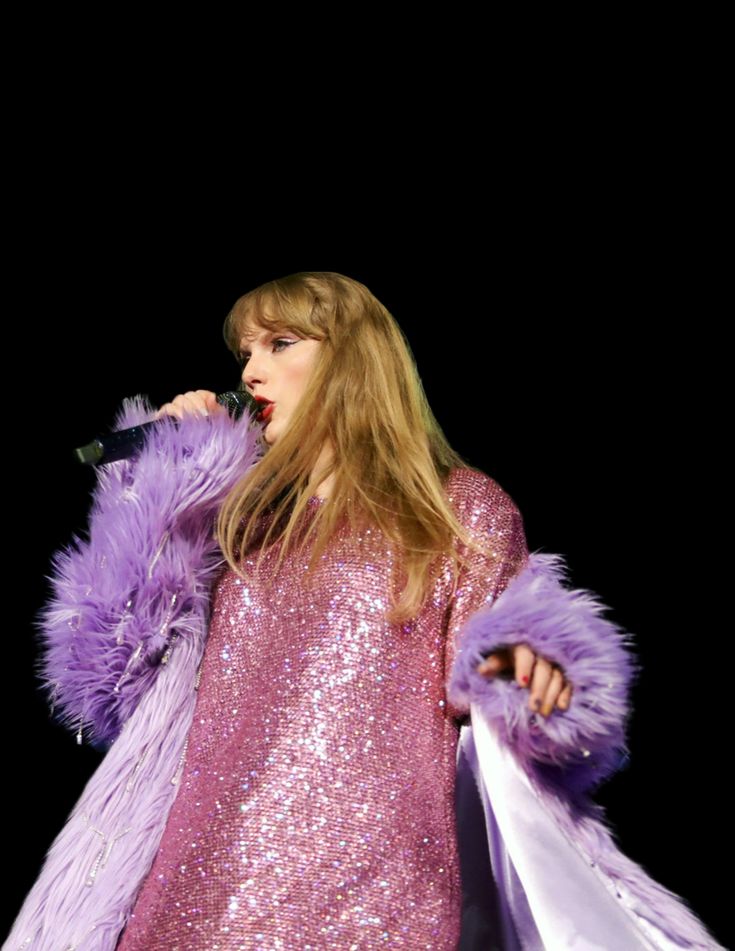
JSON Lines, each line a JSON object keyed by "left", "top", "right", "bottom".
{"left": 257, "top": 403, "right": 274, "bottom": 422}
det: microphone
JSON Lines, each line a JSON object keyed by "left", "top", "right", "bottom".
{"left": 72, "top": 389, "right": 261, "bottom": 466}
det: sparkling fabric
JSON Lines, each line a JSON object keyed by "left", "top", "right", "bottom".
{"left": 114, "top": 466, "right": 528, "bottom": 950}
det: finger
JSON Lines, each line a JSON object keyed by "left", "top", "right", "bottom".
{"left": 197, "top": 390, "right": 226, "bottom": 415}
{"left": 528, "top": 655, "right": 555, "bottom": 712}
{"left": 539, "top": 667, "right": 566, "bottom": 717}
{"left": 166, "top": 399, "right": 187, "bottom": 420}
{"left": 477, "top": 651, "right": 503, "bottom": 675}
{"left": 163, "top": 394, "right": 208, "bottom": 420}
{"left": 477, "top": 647, "right": 512, "bottom": 676}
{"left": 512, "top": 642, "right": 537, "bottom": 688}
{"left": 557, "top": 681, "right": 573, "bottom": 710}
{"left": 153, "top": 403, "right": 178, "bottom": 420}
{"left": 179, "top": 393, "right": 210, "bottom": 418}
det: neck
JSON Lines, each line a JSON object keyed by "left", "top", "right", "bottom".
{"left": 308, "top": 441, "right": 336, "bottom": 500}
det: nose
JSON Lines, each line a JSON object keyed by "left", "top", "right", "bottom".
{"left": 241, "top": 353, "right": 266, "bottom": 392}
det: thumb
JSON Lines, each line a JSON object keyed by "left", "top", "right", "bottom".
{"left": 477, "top": 650, "right": 509, "bottom": 674}
{"left": 204, "top": 392, "right": 229, "bottom": 416}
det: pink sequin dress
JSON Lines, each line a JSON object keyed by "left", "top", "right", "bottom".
{"left": 114, "top": 466, "right": 528, "bottom": 950}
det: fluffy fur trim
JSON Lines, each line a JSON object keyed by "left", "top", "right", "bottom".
{"left": 32, "top": 394, "right": 264, "bottom": 749}
{"left": 448, "top": 551, "right": 642, "bottom": 797}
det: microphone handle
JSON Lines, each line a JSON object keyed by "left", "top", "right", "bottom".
{"left": 72, "top": 389, "right": 259, "bottom": 466}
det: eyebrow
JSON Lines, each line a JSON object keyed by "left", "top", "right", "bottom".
{"left": 238, "top": 329, "right": 274, "bottom": 349}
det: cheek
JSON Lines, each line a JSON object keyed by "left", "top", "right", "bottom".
{"left": 290, "top": 366, "right": 313, "bottom": 398}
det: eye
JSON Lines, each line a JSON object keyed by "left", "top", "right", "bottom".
{"left": 237, "top": 337, "right": 295, "bottom": 368}
{"left": 272, "top": 337, "right": 294, "bottom": 353}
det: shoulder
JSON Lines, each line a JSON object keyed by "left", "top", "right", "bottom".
{"left": 442, "top": 467, "right": 529, "bottom": 576}
{"left": 443, "top": 466, "right": 522, "bottom": 521}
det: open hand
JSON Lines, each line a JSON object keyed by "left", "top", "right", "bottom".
{"left": 477, "top": 643, "right": 573, "bottom": 717}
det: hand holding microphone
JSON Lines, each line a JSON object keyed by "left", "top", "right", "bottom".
{"left": 152, "top": 390, "right": 230, "bottom": 421}
{"left": 73, "top": 388, "right": 261, "bottom": 466}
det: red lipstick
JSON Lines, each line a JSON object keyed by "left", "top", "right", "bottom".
{"left": 253, "top": 397, "right": 274, "bottom": 422}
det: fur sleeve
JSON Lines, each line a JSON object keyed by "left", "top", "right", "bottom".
{"left": 447, "top": 550, "right": 642, "bottom": 796}
{"left": 33, "top": 394, "right": 264, "bottom": 749}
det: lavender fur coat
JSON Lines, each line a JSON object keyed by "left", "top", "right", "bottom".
{"left": 4, "top": 396, "right": 722, "bottom": 951}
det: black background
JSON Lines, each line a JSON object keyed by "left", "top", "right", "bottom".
{"left": 4, "top": 213, "right": 726, "bottom": 947}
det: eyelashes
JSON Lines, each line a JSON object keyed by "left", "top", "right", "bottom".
{"left": 237, "top": 337, "right": 295, "bottom": 368}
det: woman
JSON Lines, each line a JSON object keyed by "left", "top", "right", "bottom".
{"left": 6, "top": 273, "right": 721, "bottom": 949}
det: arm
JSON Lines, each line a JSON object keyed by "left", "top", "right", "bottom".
{"left": 445, "top": 472, "right": 641, "bottom": 797}
{"left": 442, "top": 469, "right": 530, "bottom": 722}
{"left": 33, "top": 393, "right": 264, "bottom": 750}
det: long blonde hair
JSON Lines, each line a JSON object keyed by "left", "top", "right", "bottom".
{"left": 216, "top": 271, "right": 499, "bottom": 624}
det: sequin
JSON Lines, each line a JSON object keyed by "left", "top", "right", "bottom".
{"left": 114, "top": 467, "right": 528, "bottom": 950}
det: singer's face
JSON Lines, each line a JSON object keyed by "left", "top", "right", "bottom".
{"left": 238, "top": 323, "right": 322, "bottom": 446}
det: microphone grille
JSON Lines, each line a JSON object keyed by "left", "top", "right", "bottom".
{"left": 216, "top": 389, "right": 259, "bottom": 421}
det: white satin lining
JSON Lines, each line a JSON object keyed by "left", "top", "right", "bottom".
{"left": 465, "top": 707, "right": 689, "bottom": 950}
